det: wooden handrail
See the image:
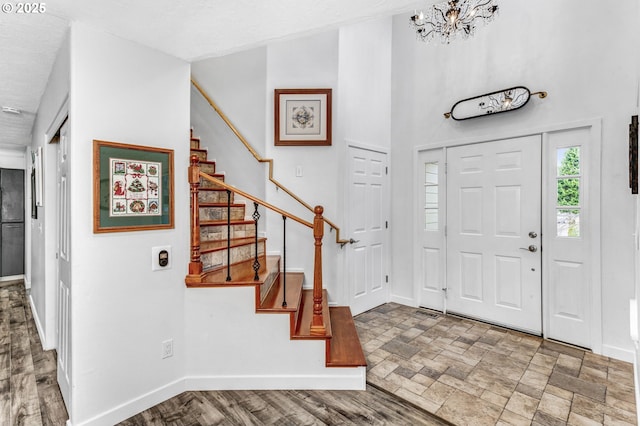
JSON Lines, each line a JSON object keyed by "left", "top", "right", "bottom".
{"left": 191, "top": 78, "right": 349, "bottom": 246}
{"left": 198, "top": 169, "right": 313, "bottom": 229}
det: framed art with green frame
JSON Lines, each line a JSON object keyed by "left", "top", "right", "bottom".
{"left": 93, "top": 139, "right": 174, "bottom": 233}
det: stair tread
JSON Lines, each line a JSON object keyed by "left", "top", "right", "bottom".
{"left": 293, "top": 289, "right": 332, "bottom": 340}
{"left": 189, "top": 255, "right": 279, "bottom": 287}
{"left": 200, "top": 237, "right": 266, "bottom": 252}
{"left": 191, "top": 147, "right": 207, "bottom": 153}
{"left": 258, "top": 272, "right": 303, "bottom": 313}
{"left": 326, "top": 307, "right": 367, "bottom": 367}
{"left": 199, "top": 187, "right": 231, "bottom": 192}
{"left": 201, "top": 219, "right": 254, "bottom": 226}
{"left": 199, "top": 202, "right": 244, "bottom": 207}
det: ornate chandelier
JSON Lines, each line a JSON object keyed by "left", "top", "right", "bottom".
{"left": 410, "top": 0, "right": 499, "bottom": 44}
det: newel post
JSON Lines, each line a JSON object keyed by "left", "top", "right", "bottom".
{"left": 311, "top": 205, "right": 326, "bottom": 335}
{"left": 188, "top": 155, "right": 203, "bottom": 281}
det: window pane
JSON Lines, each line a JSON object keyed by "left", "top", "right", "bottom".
{"left": 425, "top": 186, "right": 438, "bottom": 208}
{"left": 425, "top": 162, "right": 438, "bottom": 185}
{"left": 557, "top": 147, "right": 580, "bottom": 176}
{"left": 557, "top": 209, "right": 580, "bottom": 237}
{"left": 425, "top": 209, "right": 438, "bottom": 231}
{"left": 557, "top": 178, "right": 580, "bottom": 206}
{"left": 424, "top": 162, "right": 438, "bottom": 231}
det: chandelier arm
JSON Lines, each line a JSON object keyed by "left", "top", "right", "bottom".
{"left": 463, "top": 10, "right": 496, "bottom": 25}
{"left": 419, "top": 28, "right": 438, "bottom": 40}
{"left": 434, "top": 6, "right": 448, "bottom": 22}
{"left": 471, "top": 0, "right": 494, "bottom": 10}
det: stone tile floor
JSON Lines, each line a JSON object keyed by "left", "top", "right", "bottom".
{"left": 354, "top": 303, "right": 637, "bottom": 425}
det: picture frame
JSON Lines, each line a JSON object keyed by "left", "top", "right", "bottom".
{"left": 93, "top": 140, "right": 174, "bottom": 233}
{"left": 274, "top": 88, "right": 332, "bottom": 146}
{"left": 34, "top": 146, "right": 43, "bottom": 207}
{"left": 30, "top": 168, "right": 37, "bottom": 219}
{"left": 630, "top": 115, "right": 638, "bottom": 194}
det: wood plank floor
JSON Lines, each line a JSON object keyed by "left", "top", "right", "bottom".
{"left": 119, "top": 386, "right": 450, "bottom": 425}
{"left": 0, "top": 281, "right": 68, "bottom": 425}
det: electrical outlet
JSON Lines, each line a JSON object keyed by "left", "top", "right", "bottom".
{"left": 161, "top": 339, "right": 173, "bottom": 359}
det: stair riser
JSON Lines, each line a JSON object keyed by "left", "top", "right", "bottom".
{"left": 202, "top": 241, "right": 266, "bottom": 270}
{"left": 201, "top": 223, "right": 255, "bottom": 243}
{"left": 199, "top": 179, "right": 226, "bottom": 189}
{"left": 190, "top": 140, "right": 200, "bottom": 149}
{"left": 200, "top": 206, "right": 245, "bottom": 221}
{"left": 260, "top": 266, "right": 280, "bottom": 303}
{"left": 199, "top": 190, "right": 234, "bottom": 204}
{"left": 200, "top": 163, "right": 216, "bottom": 174}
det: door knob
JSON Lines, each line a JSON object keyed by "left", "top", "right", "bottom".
{"left": 519, "top": 245, "right": 538, "bottom": 252}
{"left": 528, "top": 231, "right": 538, "bottom": 238}
{"left": 349, "top": 238, "right": 360, "bottom": 244}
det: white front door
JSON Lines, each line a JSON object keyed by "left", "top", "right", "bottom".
{"left": 446, "top": 135, "right": 542, "bottom": 334}
{"left": 347, "top": 145, "right": 389, "bottom": 315}
{"left": 56, "top": 118, "right": 72, "bottom": 407}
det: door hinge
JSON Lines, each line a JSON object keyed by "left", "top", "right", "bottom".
{"left": 385, "top": 166, "right": 388, "bottom": 175}
{"left": 385, "top": 221, "right": 388, "bottom": 229}
{"left": 444, "top": 225, "right": 447, "bottom": 236}
{"left": 386, "top": 275, "right": 389, "bottom": 283}
{"left": 442, "top": 287, "right": 448, "bottom": 297}
{"left": 445, "top": 163, "right": 448, "bottom": 174}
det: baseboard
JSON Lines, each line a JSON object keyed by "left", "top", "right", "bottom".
{"left": 389, "top": 294, "right": 417, "bottom": 307}
{"left": 0, "top": 274, "right": 24, "bottom": 282}
{"left": 185, "top": 369, "right": 366, "bottom": 391}
{"left": 29, "top": 293, "right": 51, "bottom": 350}
{"left": 633, "top": 347, "right": 640, "bottom": 425}
{"left": 67, "top": 369, "right": 366, "bottom": 425}
{"left": 70, "top": 378, "right": 185, "bottom": 426}
{"left": 602, "top": 343, "right": 634, "bottom": 363}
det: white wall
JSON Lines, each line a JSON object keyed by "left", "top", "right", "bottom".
{"left": 68, "top": 23, "right": 190, "bottom": 425}
{"left": 29, "top": 30, "right": 70, "bottom": 349}
{"left": 391, "top": 0, "right": 638, "bottom": 359}
{"left": 191, "top": 48, "right": 268, "bottom": 200}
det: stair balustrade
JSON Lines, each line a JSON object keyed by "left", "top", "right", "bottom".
{"left": 188, "top": 156, "right": 326, "bottom": 335}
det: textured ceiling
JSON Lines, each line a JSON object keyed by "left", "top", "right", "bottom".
{"left": 0, "top": 0, "right": 415, "bottom": 151}
{"left": 0, "top": 12, "right": 69, "bottom": 149}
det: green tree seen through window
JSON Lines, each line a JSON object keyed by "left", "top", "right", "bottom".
{"left": 557, "top": 147, "right": 580, "bottom": 207}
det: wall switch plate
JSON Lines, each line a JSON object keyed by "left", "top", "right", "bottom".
{"left": 151, "top": 246, "right": 172, "bottom": 271}
{"left": 161, "top": 339, "right": 173, "bottom": 359}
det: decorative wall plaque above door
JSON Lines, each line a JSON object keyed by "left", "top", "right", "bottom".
{"left": 444, "top": 86, "right": 547, "bottom": 120}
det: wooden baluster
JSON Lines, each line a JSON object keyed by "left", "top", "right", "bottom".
{"left": 310, "top": 205, "right": 326, "bottom": 335}
{"left": 188, "top": 155, "right": 203, "bottom": 282}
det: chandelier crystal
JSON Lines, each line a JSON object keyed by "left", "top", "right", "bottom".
{"left": 410, "top": 0, "right": 499, "bottom": 44}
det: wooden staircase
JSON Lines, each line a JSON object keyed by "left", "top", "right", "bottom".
{"left": 185, "top": 131, "right": 366, "bottom": 369}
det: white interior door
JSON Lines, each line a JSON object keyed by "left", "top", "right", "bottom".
{"left": 446, "top": 135, "right": 542, "bottom": 334}
{"left": 347, "top": 145, "right": 389, "bottom": 315}
{"left": 417, "top": 149, "right": 446, "bottom": 311}
{"left": 56, "top": 118, "right": 72, "bottom": 407}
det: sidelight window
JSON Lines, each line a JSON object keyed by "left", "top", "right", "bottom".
{"left": 424, "top": 162, "right": 439, "bottom": 231}
{"left": 556, "top": 147, "right": 581, "bottom": 237}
